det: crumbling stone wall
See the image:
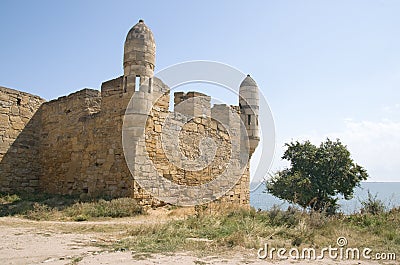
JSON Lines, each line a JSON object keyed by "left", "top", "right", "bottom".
{"left": 39, "top": 87, "right": 143, "bottom": 199}
{"left": 146, "top": 93, "right": 231, "bottom": 186}
{"left": 145, "top": 91, "right": 250, "bottom": 205}
{"left": 0, "top": 86, "right": 45, "bottom": 193}
{"left": 0, "top": 82, "right": 250, "bottom": 206}
{"left": 0, "top": 84, "right": 250, "bottom": 205}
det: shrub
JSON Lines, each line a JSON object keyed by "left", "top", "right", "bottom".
{"left": 65, "top": 197, "right": 144, "bottom": 219}
{"left": 26, "top": 203, "right": 58, "bottom": 220}
{"left": 268, "top": 205, "right": 301, "bottom": 227}
{"left": 360, "top": 191, "right": 386, "bottom": 215}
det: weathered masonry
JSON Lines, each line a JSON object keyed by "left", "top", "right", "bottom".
{"left": 0, "top": 20, "right": 260, "bottom": 206}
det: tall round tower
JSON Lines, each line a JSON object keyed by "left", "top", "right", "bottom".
{"left": 239, "top": 74, "right": 260, "bottom": 155}
{"left": 123, "top": 19, "right": 155, "bottom": 92}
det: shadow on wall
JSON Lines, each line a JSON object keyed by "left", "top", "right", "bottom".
{"left": 0, "top": 105, "right": 43, "bottom": 194}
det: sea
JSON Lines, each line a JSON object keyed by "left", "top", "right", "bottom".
{"left": 250, "top": 182, "right": 400, "bottom": 214}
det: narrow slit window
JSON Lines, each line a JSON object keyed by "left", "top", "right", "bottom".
{"left": 123, "top": 76, "right": 127, "bottom": 93}
{"left": 135, "top": 75, "right": 140, "bottom": 91}
{"left": 248, "top": 114, "right": 251, "bottom": 125}
{"left": 148, "top": 78, "right": 152, "bottom": 93}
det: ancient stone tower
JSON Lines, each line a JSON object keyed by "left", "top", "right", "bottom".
{"left": 123, "top": 19, "right": 155, "bottom": 88}
{"left": 0, "top": 20, "right": 260, "bottom": 206}
{"left": 239, "top": 75, "right": 260, "bottom": 155}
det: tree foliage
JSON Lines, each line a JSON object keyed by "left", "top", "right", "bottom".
{"left": 267, "top": 138, "right": 368, "bottom": 213}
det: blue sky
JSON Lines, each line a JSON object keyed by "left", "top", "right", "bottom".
{"left": 1, "top": 1, "right": 399, "bottom": 181}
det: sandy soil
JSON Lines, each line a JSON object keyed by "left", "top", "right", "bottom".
{"left": 0, "top": 210, "right": 393, "bottom": 265}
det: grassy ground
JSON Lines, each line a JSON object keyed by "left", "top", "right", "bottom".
{"left": 0, "top": 193, "right": 144, "bottom": 221}
{"left": 0, "top": 193, "right": 399, "bottom": 258}
{"left": 107, "top": 205, "right": 400, "bottom": 257}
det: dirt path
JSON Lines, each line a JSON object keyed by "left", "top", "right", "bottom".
{"left": 0, "top": 224, "right": 99, "bottom": 264}
{"left": 0, "top": 215, "right": 391, "bottom": 265}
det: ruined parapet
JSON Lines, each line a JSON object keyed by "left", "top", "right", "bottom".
{"left": 101, "top": 76, "right": 169, "bottom": 117}
{"left": 174, "top": 91, "right": 211, "bottom": 117}
{"left": 43, "top": 88, "right": 101, "bottom": 120}
{"left": 101, "top": 76, "right": 123, "bottom": 98}
{"left": 101, "top": 76, "right": 129, "bottom": 113}
{"left": 0, "top": 86, "right": 45, "bottom": 193}
{"left": 211, "top": 104, "right": 237, "bottom": 129}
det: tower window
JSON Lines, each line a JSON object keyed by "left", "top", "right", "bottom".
{"left": 123, "top": 76, "right": 127, "bottom": 93}
{"left": 248, "top": 114, "right": 251, "bottom": 125}
{"left": 135, "top": 75, "right": 140, "bottom": 92}
{"left": 16, "top": 98, "right": 21, "bottom": 106}
{"left": 148, "top": 78, "right": 152, "bottom": 93}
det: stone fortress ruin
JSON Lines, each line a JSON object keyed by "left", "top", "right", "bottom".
{"left": 0, "top": 20, "right": 260, "bottom": 206}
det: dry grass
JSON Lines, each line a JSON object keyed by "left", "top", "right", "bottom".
{"left": 0, "top": 194, "right": 21, "bottom": 204}
{"left": 105, "top": 205, "right": 400, "bottom": 256}
{"left": 1, "top": 193, "right": 399, "bottom": 257}
{"left": 0, "top": 193, "right": 144, "bottom": 221}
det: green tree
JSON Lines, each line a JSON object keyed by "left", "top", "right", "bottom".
{"left": 267, "top": 138, "right": 368, "bottom": 213}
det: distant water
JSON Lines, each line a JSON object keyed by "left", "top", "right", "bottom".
{"left": 250, "top": 182, "right": 400, "bottom": 214}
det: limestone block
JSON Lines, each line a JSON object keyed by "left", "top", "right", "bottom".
{"left": 10, "top": 105, "right": 20, "bottom": 116}
{"left": 11, "top": 121, "right": 25, "bottom": 130}
{"left": 0, "top": 114, "right": 9, "bottom": 127}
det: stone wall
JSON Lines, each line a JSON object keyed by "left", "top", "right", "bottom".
{"left": 143, "top": 91, "right": 250, "bottom": 205}
{"left": 0, "top": 82, "right": 250, "bottom": 206}
{"left": 0, "top": 86, "right": 45, "bottom": 193}
{"left": 39, "top": 88, "right": 139, "bottom": 199}
{"left": 37, "top": 79, "right": 166, "bottom": 203}
{"left": 39, "top": 89, "right": 104, "bottom": 196}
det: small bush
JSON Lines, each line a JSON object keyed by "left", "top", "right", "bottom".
{"left": 268, "top": 205, "right": 301, "bottom": 227}
{"left": 26, "top": 203, "right": 58, "bottom": 221}
{"left": 347, "top": 213, "right": 385, "bottom": 228}
{"left": 360, "top": 191, "right": 386, "bottom": 215}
